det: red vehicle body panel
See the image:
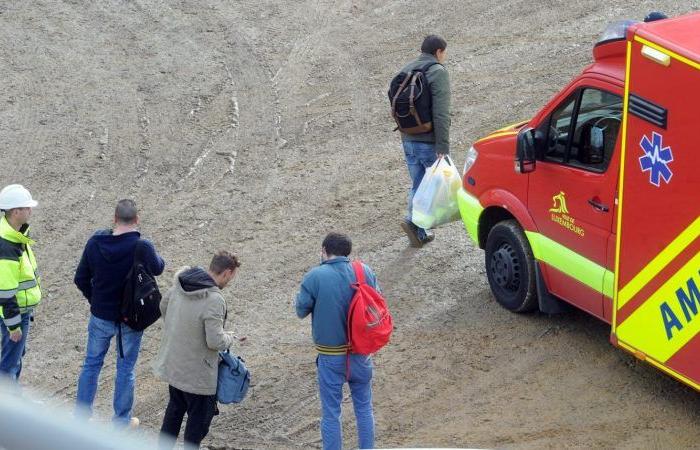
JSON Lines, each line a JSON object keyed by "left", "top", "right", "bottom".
{"left": 462, "top": 12, "right": 700, "bottom": 390}
{"left": 465, "top": 40, "right": 627, "bottom": 322}
{"left": 611, "top": 15, "right": 700, "bottom": 388}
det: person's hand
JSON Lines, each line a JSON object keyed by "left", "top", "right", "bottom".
{"left": 233, "top": 335, "right": 247, "bottom": 344}
{"left": 9, "top": 328, "right": 22, "bottom": 343}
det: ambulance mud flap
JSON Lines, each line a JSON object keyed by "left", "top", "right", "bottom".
{"left": 536, "top": 262, "right": 567, "bottom": 314}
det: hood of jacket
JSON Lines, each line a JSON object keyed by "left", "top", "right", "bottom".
{"left": 175, "top": 266, "right": 219, "bottom": 298}
{"left": 91, "top": 229, "right": 140, "bottom": 264}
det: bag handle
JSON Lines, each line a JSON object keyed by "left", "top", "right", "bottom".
{"left": 429, "top": 154, "right": 454, "bottom": 175}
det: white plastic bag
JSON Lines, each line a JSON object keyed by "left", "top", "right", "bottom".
{"left": 411, "top": 156, "right": 462, "bottom": 229}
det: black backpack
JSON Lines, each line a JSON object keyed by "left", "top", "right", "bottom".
{"left": 120, "top": 240, "right": 161, "bottom": 332}
{"left": 388, "top": 61, "right": 440, "bottom": 134}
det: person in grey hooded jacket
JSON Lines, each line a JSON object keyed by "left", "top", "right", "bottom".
{"left": 154, "top": 250, "right": 243, "bottom": 449}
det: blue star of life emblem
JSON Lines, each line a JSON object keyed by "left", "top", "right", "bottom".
{"left": 639, "top": 132, "right": 673, "bottom": 187}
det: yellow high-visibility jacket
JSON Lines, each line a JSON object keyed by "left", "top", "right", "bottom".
{"left": 0, "top": 215, "right": 41, "bottom": 330}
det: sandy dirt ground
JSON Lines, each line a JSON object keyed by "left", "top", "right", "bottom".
{"left": 2, "top": 1, "right": 700, "bottom": 448}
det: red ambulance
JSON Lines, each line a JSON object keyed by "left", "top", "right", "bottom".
{"left": 458, "top": 13, "right": 700, "bottom": 389}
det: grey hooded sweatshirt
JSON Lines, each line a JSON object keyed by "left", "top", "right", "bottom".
{"left": 153, "top": 266, "right": 235, "bottom": 395}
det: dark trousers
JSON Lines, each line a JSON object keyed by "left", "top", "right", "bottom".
{"left": 159, "top": 385, "right": 218, "bottom": 448}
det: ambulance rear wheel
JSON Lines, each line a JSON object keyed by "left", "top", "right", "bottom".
{"left": 484, "top": 220, "right": 537, "bottom": 312}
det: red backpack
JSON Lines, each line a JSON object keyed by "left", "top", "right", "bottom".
{"left": 347, "top": 261, "right": 393, "bottom": 355}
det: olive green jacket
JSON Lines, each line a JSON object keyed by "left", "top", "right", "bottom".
{"left": 399, "top": 53, "right": 451, "bottom": 154}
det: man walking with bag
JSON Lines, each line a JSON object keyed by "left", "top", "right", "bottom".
{"left": 390, "top": 35, "right": 451, "bottom": 248}
{"left": 74, "top": 199, "right": 165, "bottom": 426}
{"left": 296, "top": 233, "right": 381, "bottom": 450}
{"left": 155, "top": 250, "right": 244, "bottom": 449}
{"left": 0, "top": 185, "right": 41, "bottom": 381}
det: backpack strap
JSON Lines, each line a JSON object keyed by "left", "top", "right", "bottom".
{"left": 351, "top": 260, "right": 366, "bottom": 285}
{"left": 133, "top": 239, "right": 145, "bottom": 264}
{"left": 119, "top": 239, "right": 144, "bottom": 359}
{"left": 417, "top": 61, "right": 442, "bottom": 74}
{"left": 408, "top": 74, "right": 424, "bottom": 127}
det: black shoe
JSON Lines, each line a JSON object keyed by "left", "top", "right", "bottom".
{"left": 420, "top": 232, "right": 435, "bottom": 245}
{"left": 400, "top": 220, "right": 423, "bottom": 248}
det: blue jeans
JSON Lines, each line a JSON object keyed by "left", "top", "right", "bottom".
{"left": 317, "top": 354, "right": 374, "bottom": 450}
{"left": 75, "top": 314, "right": 143, "bottom": 425}
{"left": 403, "top": 140, "right": 438, "bottom": 239}
{"left": 0, "top": 313, "right": 32, "bottom": 380}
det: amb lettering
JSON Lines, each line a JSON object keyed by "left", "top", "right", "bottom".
{"left": 661, "top": 270, "right": 700, "bottom": 340}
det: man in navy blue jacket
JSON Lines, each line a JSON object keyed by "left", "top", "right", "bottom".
{"left": 74, "top": 199, "right": 165, "bottom": 426}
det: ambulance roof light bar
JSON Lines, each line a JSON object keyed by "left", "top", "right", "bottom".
{"left": 596, "top": 19, "right": 639, "bottom": 47}
{"left": 596, "top": 20, "right": 639, "bottom": 46}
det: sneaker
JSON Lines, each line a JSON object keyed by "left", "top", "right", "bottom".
{"left": 400, "top": 220, "right": 423, "bottom": 248}
{"left": 129, "top": 417, "right": 140, "bottom": 428}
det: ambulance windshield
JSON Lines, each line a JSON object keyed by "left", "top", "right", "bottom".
{"left": 596, "top": 20, "right": 638, "bottom": 45}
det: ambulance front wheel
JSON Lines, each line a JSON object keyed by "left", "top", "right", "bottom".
{"left": 484, "top": 220, "right": 538, "bottom": 312}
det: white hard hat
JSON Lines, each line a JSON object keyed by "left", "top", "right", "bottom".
{"left": 0, "top": 184, "right": 39, "bottom": 210}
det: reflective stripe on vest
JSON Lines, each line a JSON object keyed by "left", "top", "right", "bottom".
{"left": 0, "top": 288, "right": 18, "bottom": 299}
{"left": 17, "top": 280, "right": 37, "bottom": 290}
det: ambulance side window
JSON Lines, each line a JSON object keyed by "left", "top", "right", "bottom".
{"left": 543, "top": 94, "right": 577, "bottom": 163}
{"left": 568, "top": 89, "right": 623, "bottom": 172}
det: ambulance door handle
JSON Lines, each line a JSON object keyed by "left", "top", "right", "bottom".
{"left": 588, "top": 198, "right": 609, "bottom": 213}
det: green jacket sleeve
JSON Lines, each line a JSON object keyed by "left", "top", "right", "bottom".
{"left": 428, "top": 66, "right": 451, "bottom": 154}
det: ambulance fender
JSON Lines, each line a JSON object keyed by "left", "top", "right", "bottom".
{"left": 477, "top": 188, "right": 538, "bottom": 249}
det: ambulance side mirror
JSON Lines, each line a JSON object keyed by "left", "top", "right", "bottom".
{"left": 516, "top": 127, "right": 536, "bottom": 174}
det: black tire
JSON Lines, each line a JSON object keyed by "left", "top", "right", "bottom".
{"left": 484, "top": 220, "right": 538, "bottom": 312}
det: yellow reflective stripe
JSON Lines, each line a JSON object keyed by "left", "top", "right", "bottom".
{"left": 526, "top": 231, "right": 613, "bottom": 297}
{"left": 315, "top": 344, "right": 349, "bottom": 355}
{"left": 618, "top": 217, "right": 700, "bottom": 310}
{"left": 315, "top": 344, "right": 349, "bottom": 350}
{"left": 603, "top": 270, "right": 615, "bottom": 300}
{"left": 616, "top": 252, "right": 700, "bottom": 363}
{"left": 634, "top": 36, "right": 700, "bottom": 71}
{"left": 492, "top": 120, "right": 528, "bottom": 133}
{"left": 474, "top": 131, "right": 518, "bottom": 144}
{"left": 317, "top": 349, "right": 348, "bottom": 355}
{"left": 612, "top": 40, "right": 634, "bottom": 331}
{"left": 456, "top": 188, "right": 484, "bottom": 245}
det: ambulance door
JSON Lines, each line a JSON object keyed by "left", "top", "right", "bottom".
{"left": 527, "top": 84, "right": 622, "bottom": 320}
{"left": 613, "top": 37, "right": 700, "bottom": 388}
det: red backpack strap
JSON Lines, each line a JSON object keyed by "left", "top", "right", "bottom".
{"left": 351, "top": 260, "right": 365, "bottom": 285}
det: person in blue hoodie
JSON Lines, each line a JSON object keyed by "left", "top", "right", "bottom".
{"left": 73, "top": 199, "right": 165, "bottom": 427}
{"left": 296, "top": 232, "right": 380, "bottom": 450}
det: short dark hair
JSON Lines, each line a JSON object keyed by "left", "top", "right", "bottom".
{"left": 322, "top": 232, "right": 352, "bottom": 257}
{"left": 209, "top": 250, "right": 241, "bottom": 274}
{"left": 115, "top": 199, "right": 138, "bottom": 224}
{"left": 421, "top": 35, "right": 447, "bottom": 55}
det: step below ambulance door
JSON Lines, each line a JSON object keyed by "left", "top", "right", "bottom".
{"left": 527, "top": 86, "right": 622, "bottom": 320}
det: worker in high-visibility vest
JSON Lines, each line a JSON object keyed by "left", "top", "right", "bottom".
{"left": 0, "top": 185, "right": 41, "bottom": 380}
